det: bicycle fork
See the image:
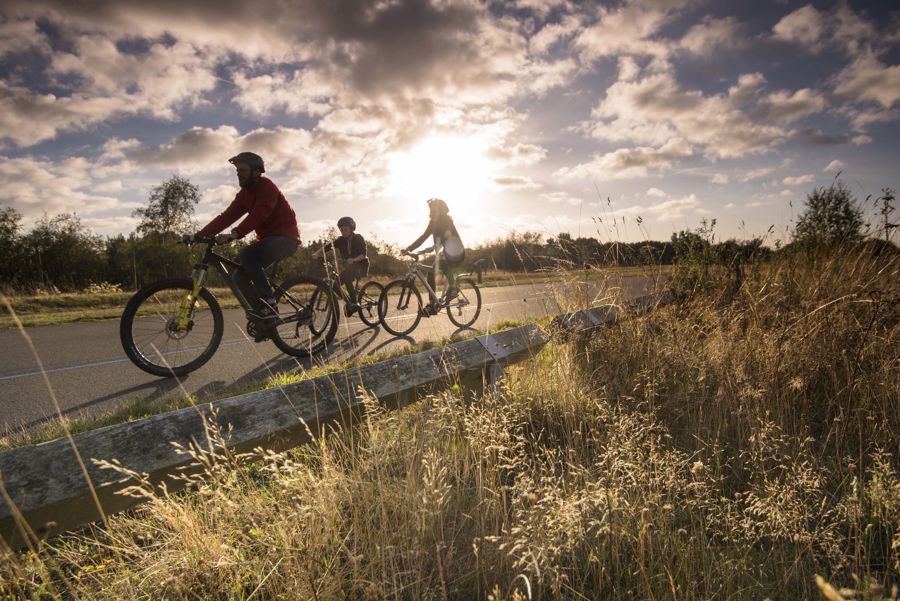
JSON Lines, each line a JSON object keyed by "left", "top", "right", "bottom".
{"left": 175, "top": 265, "right": 206, "bottom": 330}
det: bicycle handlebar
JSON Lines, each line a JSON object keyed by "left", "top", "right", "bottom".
{"left": 403, "top": 249, "right": 433, "bottom": 262}
{"left": 182, "top": 235, "right": 217, "bottom": 246}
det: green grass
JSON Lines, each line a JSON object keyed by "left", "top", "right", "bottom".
{"left": 1, "top": 246, "right": 895, "bottom": 599}
{"left": 0, "top": 288, "right": 243, "bottom": 329}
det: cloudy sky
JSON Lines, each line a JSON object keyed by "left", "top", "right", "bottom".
{"left": 1, "top": 0, "right": 898, "bottom": 247}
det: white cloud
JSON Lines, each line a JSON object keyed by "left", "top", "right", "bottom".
{"left": 0, "top": 17, "right": 50, "bottom": 57}
{"left": 711, "top": 173, "right": 729, "bottom": 184}
{"left": 556, "top": 137, "right": 692, "bottom": 181}
{"left": 586, "top": 63, "right": 826, "bottom": 160}
{"left": 487, "top": 142, "right": 548, "bottom": 167}
{"left": 823, "top": 159, "right": 844, "bottom": 172}
{"left": 529, "top": 14, "right": 582, "bottom": 55}
{"left": 645, "top": 194, "right": 701, "bottom": 221}
{"left": 680, "top": 16, "right": 744, "bottom": 56}
{"left": 575, "top": 1, "right": 681, "bottom": 61}
{"left": 771, "top": 4, "right": 877, "bottom": 57}
{"left": 783, "top": 174, "right": 814, "bottom": 185}
{"left": 493, "top": 175, "right": 541, "bottom": 190}
{"left": 232, "top": 69, "right": 335, "bottom": 118}
{"left": 0, "top": 156, "right": 127, "bottom": 226}
{"left": 0, "top": 36, "right": 218, "bottom": 147}
{"left": 740, "top": 166, "right": 774, "bottom": 182}
{"left": 832, "top": 52, "right": 900, "bottom": 110}
{"left": 646, "top": 187, "right": 666, "bottom": 197}
{"left": 832, "top": 4, "right": 878, "bottom": 57}
{"left": 772, "top": 5, "right": 825, "bottom": 50}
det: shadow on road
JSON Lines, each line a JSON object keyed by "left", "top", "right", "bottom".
{"left": 18, "top": 378, "right": 182, "bottom": 431}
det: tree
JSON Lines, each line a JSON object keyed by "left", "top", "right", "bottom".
{"left": 793, "top": 181, "right": 864, "bottom": 246}
{"left": 0, "top": 206, "right": 23, "bottom": 288}
{"left": 134, "top": 175, "right": 200, "bottom": 235}
{"left": 23, "top": 213, "right": 105, "bottom": 290}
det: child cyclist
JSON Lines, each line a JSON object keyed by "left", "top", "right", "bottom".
{"left": 312, "top": 217, "right": 369, "bottom": 316}
{"left": 404, "top": 198, "right": 465, "bottom": 313}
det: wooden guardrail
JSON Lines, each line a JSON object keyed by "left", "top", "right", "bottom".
{"left": 0, "top": 293, "right": 670, "bottom": 548}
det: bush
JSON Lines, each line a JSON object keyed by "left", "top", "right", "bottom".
{"left": 793, "top": 180, "right": 865, "bottom": 247}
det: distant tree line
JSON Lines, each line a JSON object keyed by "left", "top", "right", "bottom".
{"left": 0, "top": 177, "right": 894, "bottom": 294}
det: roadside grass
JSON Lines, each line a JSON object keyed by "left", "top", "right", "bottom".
{"left": 2, "top": 247, "right": 895, "bottom": 598}
{"left": 0, "top": 289, "right": 243, "bottom": 329}
{"left": 0, "top": 318, "right": 536, "bottom": 451}
{"left": 0, "top": 266, "right": 667, "bottom": 329}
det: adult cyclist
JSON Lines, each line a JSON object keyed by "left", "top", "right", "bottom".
{"left": 312, "top": 217, "right": 369, "bottom": 316}
{"left": 404, "top": 198, "right": 465, "bottom": 314}
{"left": 189, "top": 152, "right": 300, "bottom": 325}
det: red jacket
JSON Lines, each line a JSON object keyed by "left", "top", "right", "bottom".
{"left": 196, "top": 177, "right": 300, "bottom": 241}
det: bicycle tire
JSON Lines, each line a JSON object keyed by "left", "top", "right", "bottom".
{"left": 357, "top": 281, "right": 384, "bottom": 328}
{"left": 446, "top": 278, "right": 482, "bottom": 328}
{"left": 270, "top": 275, "right": 338, "bottom": 357}
{"left": 378, "top": 279, "right": 423, "bottom": 337}
{"left": 120, "top": 278, "right": 224, "bottom": 377}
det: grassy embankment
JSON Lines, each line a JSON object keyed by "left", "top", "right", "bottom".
{"left": 0, "top": 248, "right": 896, "bottom": 599}
{"left": 0, "top": 265, "right": 669, "bottom": 329}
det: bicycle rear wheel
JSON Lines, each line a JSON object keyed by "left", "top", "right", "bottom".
{"left": 378, "top": 279, "right": 423, "bottom": 337}
{"left": 270, "top": 276, "right": 338, "bottom": 357}
{"left": 357, "top": 281, "right": 384, "bottom": 328}
{"left": 446, "top": 278, "right": 482, "bottom": 328}
{"left": 120, "top": 278, "right": 223, "bottom": 377}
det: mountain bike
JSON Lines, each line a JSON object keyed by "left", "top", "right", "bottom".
{"left": 316, "top": 254, "right": 384, "bottom": 328}
{"left": 120, "top": 237, "right": 338, "bottom": 377}
{"left": 377, "top": 250, "right": 482, "bottom": 337}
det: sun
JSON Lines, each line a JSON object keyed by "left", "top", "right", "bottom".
{"left": 386, "top": 133, "right": 494, "bottom": 216}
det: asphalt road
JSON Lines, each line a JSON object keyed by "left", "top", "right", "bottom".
{"left": 0, "top": 276, "right": 658, "bottom": 433}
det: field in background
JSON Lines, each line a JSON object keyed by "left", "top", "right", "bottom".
{"left": 0, "top": 245, "right": 896, "bottom": 598}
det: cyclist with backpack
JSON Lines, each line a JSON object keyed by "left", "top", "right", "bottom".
{"left": 312, "top": 216, "right": 369, "bottom": 316}
{"left": 189, "top": 152, "right": 300, "bottom": 322}
{"left": 404, "top": 198, "right": 465, "bottom": 313}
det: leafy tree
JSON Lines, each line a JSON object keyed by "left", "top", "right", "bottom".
{"left": 793, "top": 181, "right": 864, "bottom": 246}
{"left": 134, "top": 175, "right": 200, "bottom": 235}
{"left": 0, "top": 206, "right": 23, "bottom": 288}
{"left": 23, "top": 213, "right": 105, "bottom": 290}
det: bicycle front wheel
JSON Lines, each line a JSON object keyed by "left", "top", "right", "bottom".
{"left": 271, "top": 276, "right": 338, "bottom": 357}
{"left": 378, "top": 280, "right": 423, "bottom": 337}
{"left": 446, "top": 278, "right": 482, "bottom": 328}
{"left": 120, "top": 278, "right": 223, "bottom": 377}
{"left": 357, "top": 281, "right": 384, "bottom": 328}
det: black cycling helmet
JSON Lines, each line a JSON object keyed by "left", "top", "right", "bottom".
{"left": 337, "top": 216, "right": 356, "bottom": 230}
{"left": 228, "top": 151, "right": 265, "bottom": 173}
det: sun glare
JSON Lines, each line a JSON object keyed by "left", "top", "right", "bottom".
{"left": 386, "top": 134, "right": 494, "bottom": 216}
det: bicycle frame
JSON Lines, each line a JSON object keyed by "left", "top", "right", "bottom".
{"left": 175, "top": 240, "right": 293, "bottom": 329}
{"left": 403, "top": 258, "right": 442, "bottom": 304}
{"left": 317, "top": 254, "right": 353, "bottom": 305}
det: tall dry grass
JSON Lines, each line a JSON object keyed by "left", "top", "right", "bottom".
{"left": 0, "top": 244, "right": 897, "bottom": 599}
